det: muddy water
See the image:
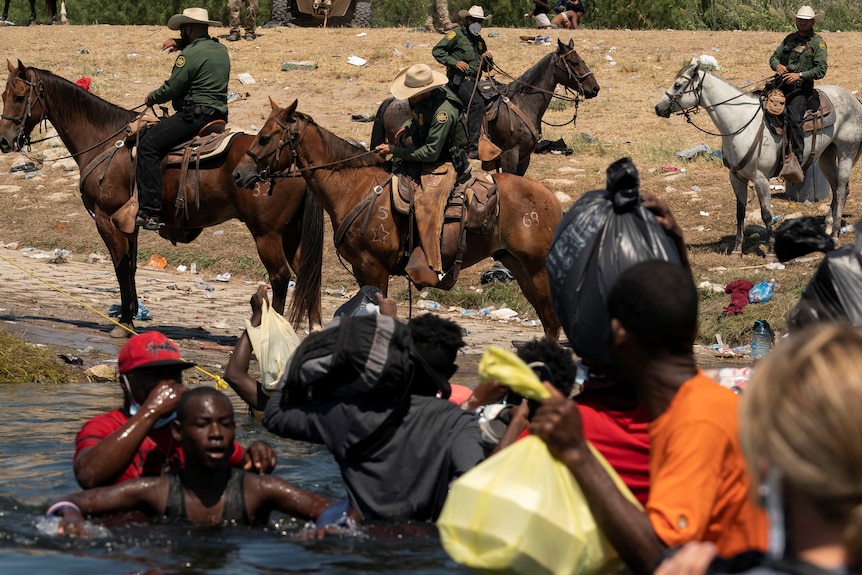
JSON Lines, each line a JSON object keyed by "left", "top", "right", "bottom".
{"left": 0, "top": 383, "right": 470, "bottom": 574}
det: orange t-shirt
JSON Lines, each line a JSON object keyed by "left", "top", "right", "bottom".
{"left": 646, "top": 372, "right": 767, "bottom": 556}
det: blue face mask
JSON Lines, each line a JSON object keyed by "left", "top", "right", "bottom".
{"left": 123, "top": 375, "right": 177, "bottom": 429}
{"left": 468, "top": 22, "right": 482, "bottom": 35}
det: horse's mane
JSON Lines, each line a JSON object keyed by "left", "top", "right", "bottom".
{"left": 503, "top": 50, "right": 557, "bottom": 96}
{"left": 31, "top": 67, "right": 137, "bottom": 138}
{"left": 295, "top": 111, "right": 386, "bottom": 169}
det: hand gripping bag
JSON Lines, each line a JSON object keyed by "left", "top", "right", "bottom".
{"left": 244, "top": 298, "right": 301, "bottom": 393}
{"left": 546, "top": 158, "right": 681, "bottom": 366}
{"left": 437, "top": 347, "right": 641, "bottom": 575}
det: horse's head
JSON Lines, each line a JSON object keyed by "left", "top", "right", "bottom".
{"left": 655, "top": 62, "right": 704, "bottom": 118}
{"left": 0, "top": 60, "right": 45, "bottom": 153}
{"left": 555, "top": 39, "right": 599, "bottom": 99}
{"left": 233, "top": 98, "right": 301, "bottom": 189}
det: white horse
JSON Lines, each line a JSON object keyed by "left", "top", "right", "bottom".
{"left": 655, "top": 61, "right": 862, "bottom": 258}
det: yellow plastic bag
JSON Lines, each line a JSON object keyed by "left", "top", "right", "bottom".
{"left": 478, "top": 346, "right": 549, "bottom": 401}
{"left": 244, "top": 299, "right": 300, "bottom": 393}
{"left": 438, "top": 435, "right": 640, "bottom": 575}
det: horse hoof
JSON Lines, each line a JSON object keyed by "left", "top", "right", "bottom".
{"left": 109, "top": 324, "right": 134, "bottom": 338}
{"left": 730, "top": 250, "right": 743, "bottom": 259}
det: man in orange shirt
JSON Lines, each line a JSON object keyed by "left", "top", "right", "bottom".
{"left": 531, "top": 261, "right": 766, "bottom": 575}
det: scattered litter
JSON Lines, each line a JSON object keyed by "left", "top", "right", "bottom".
{"left": 176, "top": 265, "right": 187, "bottom": 273}
{"left": 765, "top": 262, "right": 786, "bottom": 270}
{"left": 213, "top": 229, "right": 225, "bottom": 236}
{"left": 145, "top": 254, "right": 167, "bottom": 269}
{"left": 356, "top": 32, "right": 367, "bottom": 37}
{"left": 211, "top": 273, "right": 231, "bottom": 282}
{"left": 489, "top": 308, "right": 519, "bottom": 320}
{"left": 351, "top": 113, "right": 376, "bottom": 123}
{"left": 281, "top": 60, "right": 317, "bottom": 71}
{"left": 108, "top": 299, "right": 150, "bottom": 321}
{"left": 697, "top": 54, "right": 721, "bottom": 70}
{"left": 487, "top": 33, "right": 499, "bottom": 37}
{"left": 58, "top": 354, "right": 84, "bottom": 366}
{"left": 346, "top": 56, "right": 367, "bottom": 66}
{"left": 676, "top": 143, "right": 712, "bottom": 159}
{"left": 211, "top": 320, "right": 231, "bottom": 329}
{"left": 660, "top": 165, "right": 680, "bottom": 173}
{"left": 191, "top": 262, "right": 197, "bottom": 274}
{"left": 700, "top": 211, "right": 710, "bottom": 216}
{"left": 227, "top": 91, "right": 250, "bottom": 103}
{"left": 237, "top": 72, "right": 256, "bottom": 84}
{"left": 10, "top": 162, "right": 37, "bottom": 173}
{"left": 480, "top": 266, "right": 515, "bottom": 284}
{"left": 394, "top": 48, "right": 403, "bottom": 57}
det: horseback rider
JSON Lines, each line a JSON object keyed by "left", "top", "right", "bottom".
{"left": 374, "top": 64, "right": 471, "bottom": 288}
{"left": 135, "top": 7, "right": 230, "bottom": 231}
{"left": 431, "top": 5, "right": 494, "bottom": 160}
{"left": 769, "top": 5, "right": 827, "bottom": 166}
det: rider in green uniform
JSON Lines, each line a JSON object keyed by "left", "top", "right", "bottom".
{"left": 374, "top": 64, "right": 470, "bottom": 288}
{"left": 769, "top": 5, "right": 827, "bottom": 166}
{"left": 432, "top": 5, "right": 494, "bottom": 159}
{"left": 136, "top": 8, "right": 230, "bottom": 231}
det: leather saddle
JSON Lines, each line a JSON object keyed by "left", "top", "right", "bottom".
{"left": 764, "top": 90, "right": 835, "bottom": 136}
{"left": 477, "top": 77, "right": 506, "bottom": 122}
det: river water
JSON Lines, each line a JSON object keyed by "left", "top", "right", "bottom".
{"left": 0, "top": 382, "right": 471, "bottom": 574}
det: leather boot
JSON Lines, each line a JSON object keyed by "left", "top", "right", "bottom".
{"left": 405, "top": 247, "right": 440, "bottom": 288}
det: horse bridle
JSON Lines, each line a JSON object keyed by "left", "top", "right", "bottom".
{"left": 1, "top": 70, "right": 47, "bottom": 150}
{"left": 245, "top": 114, "right": 297, "bottom": 183}
{"left": 666, "top": 65, "right": 762, "bottom": 138}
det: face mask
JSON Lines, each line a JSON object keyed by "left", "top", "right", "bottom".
{"left": 123, "top": 375, "right": 177, "bottom": 429}
{"left": 468, "top": 22, "right": 482, "bottom": 35}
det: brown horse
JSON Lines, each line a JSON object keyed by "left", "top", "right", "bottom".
{"left": 370, "top": 39, "right": 599, "bottom": 177}
{"left": 233, "top": 99, "right": 562, "bottom": 339}
{"left": 0, "top": 60, "right": 324, "bottom": 335}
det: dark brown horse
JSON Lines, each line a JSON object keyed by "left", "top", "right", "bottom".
{"left": 370, "top": 39, "right": 599, "bottom": 177}
{"left": 0, "top": 60, "right": 323, "bottom": 335}
{"left": 233, "top": 99, "right": 562, "bottom": 339}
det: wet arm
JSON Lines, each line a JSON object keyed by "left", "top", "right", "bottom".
{"left": 257, "top": 475, "right": 333, "bottom": 522}
{"left": 224, "top": 329, "right": 270, "bottom": 411}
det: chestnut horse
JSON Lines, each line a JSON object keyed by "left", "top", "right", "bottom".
{"left": 0, "top": 60, "right": 323, "bottom": 335}
{"left": 233, "top": 99, "right": 562, "bottom": 339}
{"left": 370, "top": 39, "right": 599, "bottom": 176}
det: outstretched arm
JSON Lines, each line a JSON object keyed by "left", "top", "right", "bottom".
{"left": 248, "top": 474, "right": 336, "bottom": 525}
{"left": 224, "top": 285, "right": 272, "bottom": 411}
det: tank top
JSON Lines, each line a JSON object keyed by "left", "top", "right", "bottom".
{"left": 164, "top": 467, "right": 249, "bottom": 524}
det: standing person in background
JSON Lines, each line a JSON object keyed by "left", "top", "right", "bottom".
{"left": 227, "top": 0, "right": 258, "bottom": 41}
{"left": 135, "top": 7, "right": 229, "bottom": 231}
{"left": 552, "top": 0, "right": 585, "bottom": 29}
{"left": 426, "top": 0, "right": 457, "bottom": 33}
{"left": 432, "top": 4, "right": 493, "bottom": 160}
{"left": 656, "top": 323, "right": 862, "bottom": 575}
{"left": 527, "top": 0, "right": 554, "bottom": 29}
{"left": 769, "top": 5, "right": 827, "bottom": 166}
{"left": 43, "top": 0, "right": 56, "bottom": 23}
{"left": 1, "top": 0, "right": 35, "bottom": 24}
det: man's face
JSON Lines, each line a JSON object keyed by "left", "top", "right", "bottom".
{"left": 175, "top": 393, "right": 235, "bottom": 470}
{"left": 796, "top": 17, "right": 814, "bottom": 33}
{"left": 180, "top": 24, "right": 192, "bottom": 43}
{"left": 125, "top": 365, "right": 185, "bottom": 404}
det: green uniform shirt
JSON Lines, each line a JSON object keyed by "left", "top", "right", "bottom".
{"left": 148, "top": 36, "right": 230, "bottom": 114}
{"left": 769, "top": 30, "right": 827, "bottom": 83}
{"left": 391, "top": 87, "right": 468, "bottom": 163}
{"left": 432, "top": 26, "right": 491, "bottom": 81}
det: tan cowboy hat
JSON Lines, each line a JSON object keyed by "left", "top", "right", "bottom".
{"left": 390, "top": 64, "right": 448, "bottom": 100}
{"left": 166, "top": 7, "right": 222, "bottom": 30}
{"left": 458, "top": 5, "right": 492, "bottom": 20}
{"left": 790, "top": 5, "right": 824, "bottom": 23}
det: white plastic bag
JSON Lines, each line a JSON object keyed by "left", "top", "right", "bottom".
{"left": 244, "top": 300, "right": 300, "bottom": 392}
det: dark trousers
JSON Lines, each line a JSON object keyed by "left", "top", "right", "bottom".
{"left": 450, "top": 77, "right": 484, "bottom": 153}
{"left": 785, "top": 84, "right": 814, "bottom": 164}
{"left": 135, "top": 112, "right": 208, "bottom": 217}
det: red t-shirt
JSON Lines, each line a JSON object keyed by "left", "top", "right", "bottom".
{"left": 74, "top": 409, "right": 244, "bottom": 484}
{"left": 578, "top": 400, "right": 651, "bottom": 506}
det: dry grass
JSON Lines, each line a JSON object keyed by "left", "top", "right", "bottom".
{"left": 0, "top": 328, "right": 72, "bottom": 382}
{"left": 2, "top": 25, "right": 862, "bottom": 346}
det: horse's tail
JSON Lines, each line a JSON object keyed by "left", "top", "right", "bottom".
{"left": 288, "top": 186, "right": 323, "bottom": 329}
{"left": 370, "top": 96, "right": 396, "bottom": 148}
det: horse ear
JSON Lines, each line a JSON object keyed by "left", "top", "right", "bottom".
{"left": 689, "top": 57, "right": 698, "bottom": 66}
{"left": 286, "top": 100, "right": 298, "bottom": 116}
{"left": 568, "top": 38, "right": 574, "bottom": 49}
{"left": 268, "top": 97, "right": 280, "bottom": 112}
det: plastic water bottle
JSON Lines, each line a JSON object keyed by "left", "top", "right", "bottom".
{"left": 417, "top": 300, "right": 440, "bottom": 310}
{"left": 750, "top": 320, "right": 771, "bottom": 360}
{"left": 480, "top": 306, "right": 496, "bottom": 315}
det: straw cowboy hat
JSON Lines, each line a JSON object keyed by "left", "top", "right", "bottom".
{"left": 790, "top": 5, "right": 824, "bottom": 23}
{"left": 390, "top": 64, "right": 448, "bottom": 100}
{"left": 166, "top": 7, "right": 222, "bottom": 30}
{"left": 458, "top": 5, "right": 492, "bottom": 20}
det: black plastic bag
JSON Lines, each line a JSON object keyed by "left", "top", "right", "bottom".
{"left": 774, "top": 216, "right": 834, "bottom": 262}
{"left": 546, "top": 158, "right": 682, "bottom": 366}
{"left": 788, "top": 245, "right": 862, "bottom": 329}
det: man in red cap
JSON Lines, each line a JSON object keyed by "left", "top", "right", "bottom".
{"left": 73, "top": 331, "right": 276, "bottom": 488}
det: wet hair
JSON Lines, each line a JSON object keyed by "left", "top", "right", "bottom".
{"left": 515, "top": 337, "right": 577, "bottom": 398}
{"left": 606, "top": 260, "right": 697, "bottom": 356}
{"left": 176, "top": 387, "right": 231, "bottom": 421}
{"left": 408, "top": 313, "right": 464, "bottom": 377}
{"left": 741, "top": 323, "right": 862, "bottom": 568}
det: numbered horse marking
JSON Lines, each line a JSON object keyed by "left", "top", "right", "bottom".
{"left": 523, "top": 211, "right": 540, "bottom": 228}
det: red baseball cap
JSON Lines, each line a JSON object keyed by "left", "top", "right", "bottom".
{"left": 118, "top": 331, "right": 196, "bottom": 375}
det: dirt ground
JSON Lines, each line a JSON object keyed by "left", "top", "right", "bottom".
{"left": 0, "top": 23, "right": 857, "bottom": 378}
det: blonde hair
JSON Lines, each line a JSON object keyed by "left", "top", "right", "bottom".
{"left": 740, "top": 323, "right": 862, "bottom": 567}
